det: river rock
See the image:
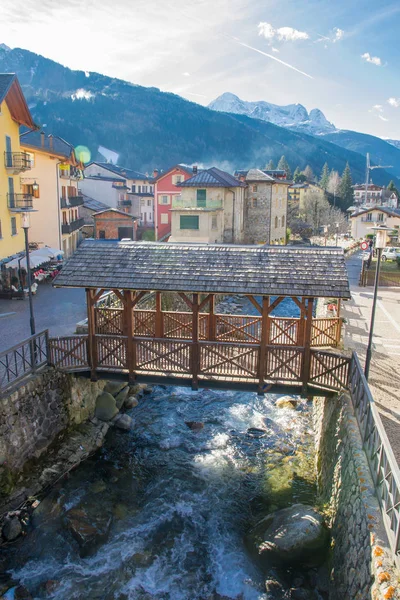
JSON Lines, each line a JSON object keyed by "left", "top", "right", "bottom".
{"left": 2, "top": 515, "right": 22, "bottom": 541}
{"left": 124, "top": 396, "right": 139, "bottom": 409}
{"left": 249, "top": 504, "right": 329, "bottom": 567}
{"left": 14, "top": 586, "right": 33, "bottom": 600}
{"left": 95, "top": 392, "right": 119, "bottom": 421}
{"left": 115, "top": 386, "right": 130, "bottom": 409}
{"left": 64, "top": 507, "right": 113, "bottom": 557}
{"left": 265, "top": 579, "right": 285, "bottom": 599}
{"left": 104, "top": 381, "right": 128, "bottom": 396}
{"left": 185, "top": 421, "right": 204, "bottom": 431}
{"left": 112, "top": 414, "right": 134, "bottom": 431}
{"left": 275, "top": 397, "right": 298, "bottom": 409}
{"left": 247, "top": 427, "right": 267, "bottom": 438}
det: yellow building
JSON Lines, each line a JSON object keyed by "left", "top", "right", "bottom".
{"left": 0, "top": 74, "right": 36, "bottom": 262}
{"left": 288, "top": 182, "right": 325, "bottom": 214}
{"left": 20, "top": 131, "right": 84, "bottom": 257}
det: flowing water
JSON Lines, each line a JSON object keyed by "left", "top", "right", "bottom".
{"left": 2, "top": 387, "right": 317, "bottom": 600}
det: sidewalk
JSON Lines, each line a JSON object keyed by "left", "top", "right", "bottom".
{"left": 343, "top": 252, "right": 400, "bottom": 462}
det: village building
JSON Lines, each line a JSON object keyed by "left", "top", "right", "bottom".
{"left": 169, "top": 167, "right": 246, "bottom": 243}
{"left": 80, "top": 162, "right": 153, "bottom": 226}
{"left": 0, "top": 74, "right": 36, "bottom": 265}
{"left": 153, "top": 165, "right": 193, "bottom": 240}
{"left": 350, "top": 206, "right": 400, "bottom": 239}
{"left": 93, "top": 208, "right": 137, "bottom": 240}
{"left": 20, "top": 131, "right": 85, "bottom": 257}
{"left": 288, "top": 181, "right": 325, "bottom": 214}
{"left": 353, "top": 183, "right": 397, "bottom": 209}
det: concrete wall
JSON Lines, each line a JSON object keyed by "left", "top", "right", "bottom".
{"left": 244, "top": 182, "right": 272, "bottom": 244}
{"left": 0, "top": 369, "right": 104, "bottom": 472}
{"left": 270, "top": 183, "right": 288, "bottom": 244}
{"left": 313, "top": 394, "right": 399, "bottom": 600}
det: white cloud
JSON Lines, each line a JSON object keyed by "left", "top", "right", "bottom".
{"left": 258, "top": 22, "right": 309, "bottom": 44}
{"left": 182, "top": 72, "right": 190, "bottom": 77}
{"left": 388, "top": 97, "right": 400, "bottom": 108}
{"left": 361, "top": 52, "right": 382, "bottom": 66}
{"left": 333, "top": 28, "right": 344, "bottom": 42}
{"left": 379, "top": 115, "right": 389, "bottom": 122}
{"left": 372, "top": 104, "right": 383, "bottom": 112}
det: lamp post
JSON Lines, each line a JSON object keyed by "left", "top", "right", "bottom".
{"left": 324, "top": 225, "right": 328, "bottom": 247}
{"left": 335, "top": 222, "right": 339, "bottom": 247}
{"left": 21, "top": 211, "right": 36, "bottom": 336}
{"left": 364, "top": 224, "right": 393, "bottom": 380}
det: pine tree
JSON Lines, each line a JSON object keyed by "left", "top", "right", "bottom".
{"left": 320, "top": 162, "right": 329, "bottom": 190}
{"left": 388, "top": 180, "right": 399, "bottom": 198}
{"left": 303, "top": 165, "right": 314, "bottom": 182}
{"left": 266, "top": 159, "right": 275, "bottom": 170}
{"left": 293, "top": 167, "right": 306, "bottom": 183}
{"left": 277, "top": 155, "right": 292, "bottom": 179}
{"left": 338, "top": 162, "right": 353, "bottom": 209}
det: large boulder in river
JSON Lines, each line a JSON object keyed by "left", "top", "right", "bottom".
{"left": 104, "top": 381, "right": 128, "bottom": 396}
{"left": 115, "top": 386, "right": 130, "bottom": 409}
{"left": 2, "top": 514, "right": 22, "bottom": 541}
{"left": 64, "top": 506, "right": 113, "bottom": 557}
{"left": 95, "top": 392, "right": 119, "bottom": 421}
{"left": 275, "top": 397, "right": 298, "bottom": 409}
{"left": 112, "top": 414, "right": 134, "bottom": 431}
{"left": 249, "top": 504, "right": 329, "bottom": 567}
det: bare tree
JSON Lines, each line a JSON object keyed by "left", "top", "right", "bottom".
{"left": 327, "top": 170, "right": 341, "bottom": 208}
{"left": 302, "top": 165, "right": 314, "bottom": 182}
{"left": 301, "top": 190, "right": 330, "bottom": 234}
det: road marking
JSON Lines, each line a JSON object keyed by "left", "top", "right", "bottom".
{"left": 376, "top": 299, "right": 400, "bottom": 334}
{"left": 0, "top": 312, "right": 16, "bottom": 318}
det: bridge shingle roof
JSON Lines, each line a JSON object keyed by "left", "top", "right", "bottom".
{"left": 53, "top": 240, "right": 350, "bottom": 298}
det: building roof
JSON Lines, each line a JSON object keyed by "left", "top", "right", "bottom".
{"left": 350, "top": 206, "right": 400, "bottom": 218}
{"left": 153, "top": 164, "right": 193, "bottom": 182}
{"left": 88, "top": 162, "right": 153, "bottom": 181}
{"left": 178, "top": 167, "right": 246, "bottom": 188}
{"left": 83, "top": 175, "right": 124, "bottom": 183}
{"left": 82, "top": 195, "right": 110, "bottom": 213}
{"left": 245, "top": 169, "right": 275, "bottom": 182}
{"left": 53, "top": 240, "right": 350, "bottom": 298}
{"left": 93, "top": 208, "right": 136, "bottom": 219}
{"left": 0, "top": 73, "right": 36, "bottom": 128}
{"left": 20, "top": 130, "right": 78, "bottom": 161}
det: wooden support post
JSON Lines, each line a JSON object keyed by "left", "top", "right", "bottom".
{"left": 336, "top": 299, "right": 342, "bottom": 348}
{"left": 298, "top": 297, "right": 306, "bottom": 346}
{"left": 192, "top": 293, "right": 199, "bottom": 390}
{"left": 302, "top": 298, "right": 314, "bottom": 395}
{"left": 155, "top": 292, "right": 163, "bottom": 338}
{"left": 258, "top": 296, "right": 269, "bottom": 394}
{"left": 124, "top": 290, "right": 135, "bottom": 383}
{"left": 209, "top": 294, "right": 215, "bottom": 341}
{"left": 86, "top": 288, "right": 98, "bottom": 381}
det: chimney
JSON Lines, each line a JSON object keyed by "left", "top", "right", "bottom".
{"left": 239, "top": 175, "right": 246, "bottom": 182}
{"left": 153, "top": 168, "right": 159, "bottom": 178}
{"left": 49, "top": 134, "right": 53, "bottom": 150}
{"left": 192, "top": 165, "right": 198, "bottom": 175}
{"left": 41, "top": 131, "right": 45, "bottom": 147}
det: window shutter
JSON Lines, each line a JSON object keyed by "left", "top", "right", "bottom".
{"left": 180, "top": 215, "right": 199, "bottom": 229}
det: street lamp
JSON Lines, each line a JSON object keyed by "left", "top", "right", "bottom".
{"left": 335, "top": 222, "right": 339, "bottom": 247}
{"left": 364, "top": 224, "right": 393, "bottom": 379}
{"left": 21, "top": 212, "right": 36, "bottom": 336}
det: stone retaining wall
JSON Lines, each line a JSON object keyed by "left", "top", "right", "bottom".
{"left": 0, "top": 369, "right": 105, "bottom": 471}
{"left": 313, "top": 394, "right": 399, "bottom": 600}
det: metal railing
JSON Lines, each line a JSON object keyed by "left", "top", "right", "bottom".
{"left": 349, "top": 352, "right": 400, "bottom": 562}
{"left": 68, "top": 195, "right": 84, "bottom": 207}
{"left": 4, "top": 151, "right": 31, "bottom": 171}
{"left": 7, "top": 193, "right": 33, "bottom": 211}
{"left": 171, "top": 196, "right": 223, "bottom": 210}
{"left": 118, "top": 199, "right": 132, "bottom": 207}
{"left": 0, "top": 331, "right": 49, "bottom": 395}
{"left": 62, "top": 217, "right": 85, "bottom": 234}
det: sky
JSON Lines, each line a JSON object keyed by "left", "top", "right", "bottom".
{"left": 1, "top": 0, "right": 400, "bottom": 138}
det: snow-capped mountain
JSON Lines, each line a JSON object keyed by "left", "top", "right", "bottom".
{"left": 208, "top": 92, "right": 336, "bottom": 135}
{"left": 385, "top": 139, "right": 400, "bottom": 150}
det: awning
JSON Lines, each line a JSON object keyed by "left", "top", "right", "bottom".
{"left": 34, "top": 247, "right": 64, "bottom": 260}
{"left": 6, "top": 247, "right": 63, "bottom": 269}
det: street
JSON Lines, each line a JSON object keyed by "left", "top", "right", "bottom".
{"left": 0, "top": 284, "right": 86, "bottom": 353}
{"left": 343, "top": 251, "right": 400, "bottom": 461}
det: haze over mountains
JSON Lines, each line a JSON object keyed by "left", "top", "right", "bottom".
{"left": 0, "top": 44, "right": 399, "bottom": 187}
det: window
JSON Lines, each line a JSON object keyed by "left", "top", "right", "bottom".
{"left": 22, "top": 183, "right": 40, "bottom": 198}
{"left": 131, "top": 185, "right": 136, "bottom": 193}
{"left": 180, "top": 215, "right": 199, "bottom": 229}
{"left": 138, "top": 186, "right": 142, "bottom": 193}
{"left": 149, "top": 213, "right": 152, "bottom": 221}
{"left": 61, "top": 186, "right": 66, "bottom": 199}
{"left": 378, "top": 213, "right": 384, "bottom": 222}
{"left": 5, "top": 136, "right": 12, "bottom": 167}
{"left": 8, "top": 178, "right": 14, "bottom": 207}
{"left": 62, "top": 212, "right": 67, "bottom": 225}
{"left": 147, "top": 199, "right": 151, "bottom": 206}
{"left": 141, "top": 199, "right": 145, "bottom": 206}
{"left": 196, "top": 189, "right": 206, "bottom": 208}
{"left": 211, "top": 215, "right": 217, "bottom": 230}
{"left": 150, "top": 186, "right": 153, "bottom": 193}
{"left": 282, "top": 215, "right": 285, "bottom": 228}
{"left": 161, "top": 213, "right": 169, "bottom": 224}
{"left": 252, "top": 185, "right": 257, "bottom": 192}
{"left": 143, "top": 186, "right": 148, "bottom": 193}
{"left": 174, "top": 175, "right": 183, "bottom": 185}
{"left": 11, "top": 217, "right": 17, "bottom": 236}
{"left": 252, "top": 198, "right": 257, "bottom": 208}
{"left": 275, "top": 216, "right": 278, "bottom": 228}
{"left": 160, "top": 195, "right": 169, "bottom": 205}
{"left": 99, "top": 230, "right": 106, "bottom": 239}
{"left": 366, "top": 213, "right": 372, "bottom": 221}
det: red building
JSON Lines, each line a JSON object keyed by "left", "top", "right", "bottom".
{"left": 154, "top": 165, "right": 193, "bottom": 240}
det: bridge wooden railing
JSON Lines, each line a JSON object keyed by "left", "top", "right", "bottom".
{"left": 94, "top": 307, "right": 343, "bottom": 348}
{"left": 47, "top": 334, "right": 350, "bottom": 393}
{"left": 0, "top": 330, "right": 49, "bottom": 395}
{"left": 349, "top": 353, "right": 400, "bottom": 563}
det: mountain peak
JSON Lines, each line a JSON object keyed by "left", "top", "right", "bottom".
{"left": 208, "top": 92, "right": 336, "bottom": 134}
{"left": 0, "top": 43, "right": 11, "bottom": 52}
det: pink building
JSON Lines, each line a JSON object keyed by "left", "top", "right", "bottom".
{"left": 154, "top": 165, "right": 193, "bottom": 240}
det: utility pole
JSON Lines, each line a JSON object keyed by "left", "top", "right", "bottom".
{"left": 364, "top": 153, "right": 392, "bottom": 206}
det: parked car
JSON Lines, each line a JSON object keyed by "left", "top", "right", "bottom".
{"left": 381, "top": 247, "right": 400, "bottom": 261}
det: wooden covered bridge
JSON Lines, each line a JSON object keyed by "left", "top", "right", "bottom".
{"left": 49, "top": 240, "right": 351, "bottom": 396}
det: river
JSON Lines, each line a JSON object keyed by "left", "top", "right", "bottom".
{"left": 1, "top": 384, "right": 317, "bottom": 600}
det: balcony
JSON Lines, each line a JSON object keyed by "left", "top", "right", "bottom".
{"left": 361, "top": 217, "right": 386, "bottom": 223}
{"left": 118, "top": 199, "right": 132, "bottom": 208}
{"left": 171, "top": 196, "right": 223, "bottom": 210}
{"left": 70, "top": 166, "right": 83, "bottom": 180}
{"left": 62, "top": 217, "right": 85, "bottom": 234}
{"left": 7, "top": 193, "right": 33, "bottom": 212}
{"left": 61, "top": 197, "right": 68, "bottom": 209}
{"left": 69, "top": 195, "right": 84, "bottom": 207}
{"left": 4, "top": 152, "right": 32, "bottom": 174}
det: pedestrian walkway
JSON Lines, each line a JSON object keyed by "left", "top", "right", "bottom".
{"left": 343, "top": 252, "right": 400, "bottom": 462}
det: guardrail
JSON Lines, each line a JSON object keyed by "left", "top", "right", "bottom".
{"left": 0, "top": 330, "right": 49, "bottom": 395}
{"left": 349, "top": 352, "right": 400, "bottom": 563}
